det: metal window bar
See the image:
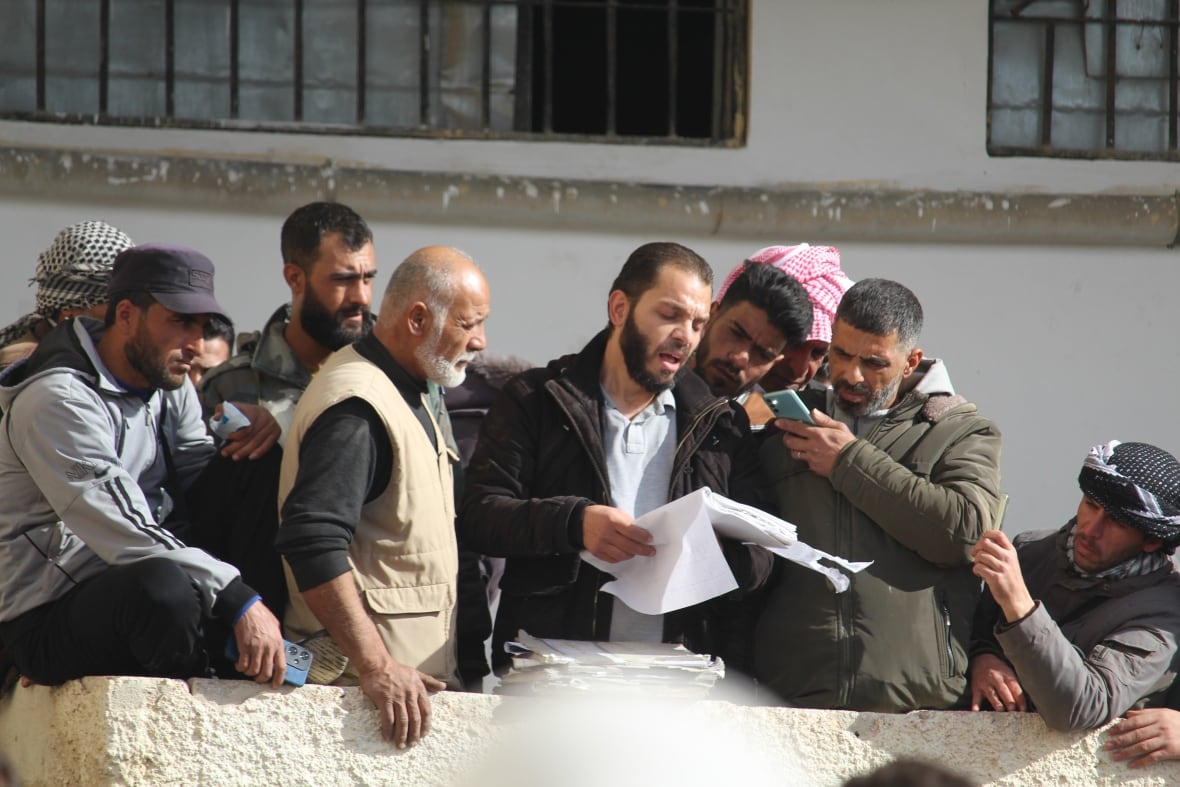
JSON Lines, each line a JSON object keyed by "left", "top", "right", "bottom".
{"left": 230, "top": 0, "right": 240, "bottom": 119}
{"left": 357, "top": 0, "right": 367, "bottom": 125}
{"left": 1170, "top": 0, "right": 1178, "bottom": 150}
{"left": 99, "top": 0, "right": 110, "bottom": 114}
{"left": 165, "top": 0, "right": 175, "bottom": 117}
{"left": 989, "top": 1, "right": 1180, "bottom": 160}
{"left": 1103, "top": 0, "right": 1117, "bottom": 149}
{"left": 606, "top": 0, "right": 617, "bottom": 137}
{"left": 294, "top": 0, "right": 305, "bottom": 122}
{"left": 481, "top": 0, "right": 493, "bottom": 129}
{"left": 419, "top": 1, "right": 431, "bottom": 126}
{"left": 1040, "top": 23, "right": 1055, "bottom": 146}
{"left": 35, "top": 0, "right": 46, "bottom": 110}
{"left": 667, "top": 0, "right": 678, "bottom": 138}
{"left": 710, "top": 0, "right": 727, "bottom": 142}
{"left": 542, "top": 0, "right": 554, "bottom": 134}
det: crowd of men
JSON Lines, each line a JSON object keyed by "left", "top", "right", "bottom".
{"left": 2, "top": 206, "right": 1180, "bottom": 768}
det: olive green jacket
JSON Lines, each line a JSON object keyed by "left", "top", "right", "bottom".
{"left": 754, "top": 359, "right": 1003, "bottom": 712}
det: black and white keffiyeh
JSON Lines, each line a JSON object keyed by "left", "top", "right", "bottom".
{"left": 1077, "top": 439, "right": 1180, "bottom": 548}
{"left": 0, "top": 221, "right": 132, "bottom": 347}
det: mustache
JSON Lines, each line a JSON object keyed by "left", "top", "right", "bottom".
{"left": 835, "top": 380, "right": 871, "bottom": 396}
{"left": 656, "top": 339, "right": 690, "bottom": 356}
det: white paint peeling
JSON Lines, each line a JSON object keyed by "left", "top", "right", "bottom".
{"left": 496, "top": 187, "right": 505, "bottom": 199}
{"left": 982, "top": 198, "right": 994, "bottom": 210}
{"left": 1048, "top": 198, "right": 1071, "bottom": 209}
{"left": 698, "top": 201, "right": 710, "bottom": 215}
{"left": 59, "top": 154, "right": 72, "bottom": 173}
{"left": 443, "top": 184, "right": 461, "bottom": 210}
{"left": 551, "top": 189, "right": 561, "bottom": 214}
{"left": 1001, "top": 200, "right": 1010, "bottom": 210}
{"left": 523, "top": 181, "right": 538, "bottom": 199}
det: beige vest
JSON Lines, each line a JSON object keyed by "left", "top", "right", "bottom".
{"left": 278, "top": 346, "right": 458, "bottom": 683}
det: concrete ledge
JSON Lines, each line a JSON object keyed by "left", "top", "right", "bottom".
{"left": 1, "top": 145, "right": 1178, "bottom": 247}
{"left": 1, "top": 676, "right": 1177, "bottom": 786}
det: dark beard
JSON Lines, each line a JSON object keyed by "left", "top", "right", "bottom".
{"left": 125, "top": 320, "right": 185, "bottom": 391}
{"left": 619, "top": 309, "right": 688, "bottom": 394}
{"left": 300, "top": 289, "right": 371, "bottom": 351}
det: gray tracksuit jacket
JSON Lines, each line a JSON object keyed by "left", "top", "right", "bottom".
{"left": 0, "top": 318, "right": 249, "bottom": 624}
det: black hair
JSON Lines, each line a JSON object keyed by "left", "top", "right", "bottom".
{"left": 834, "top": 278, "right": 923, "bottom": 348}
{"left": 280, "top": 202, "right": 373, "bottom": 271}
{"left": 203, "top": 314, "right": 235, "bottom": 346}
{"left": 718, "top": 262, "right": 814, "bottom": 347}
{"left": 104, "top": 291, "right": 156, "bottom": 327}
{"left": 609, "top": 242, "right": 713, "bottom": 301}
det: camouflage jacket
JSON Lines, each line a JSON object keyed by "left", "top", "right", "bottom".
{"left": 198, "top": 304, "right": 310, "bottom": 447}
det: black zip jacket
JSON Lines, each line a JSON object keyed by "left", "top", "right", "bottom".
{"left": 459, "top": 328, "right": 768, "bottom": 671}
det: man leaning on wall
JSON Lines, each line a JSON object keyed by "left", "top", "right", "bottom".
{"left": 0, "top": 245, "right": 286, "bottom": 687}
{"left": 971, "top": 440, "right": 1180, "bottom": 732}
{"left": 276, "top": 247, "right": 490, "bottom": 749}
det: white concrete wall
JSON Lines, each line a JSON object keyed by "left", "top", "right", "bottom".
{"left": 1, "top": 0, "right": 1178, "bottom": 534}
{"left": 1, "top": 676, "right": 1177, "bottom": 787}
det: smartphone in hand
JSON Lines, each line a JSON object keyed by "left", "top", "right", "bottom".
{"left": 762, "top": 389, "right": 816, "bottom": 425}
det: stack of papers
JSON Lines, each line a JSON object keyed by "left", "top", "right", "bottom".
{"left": 498, "top": 631, "right": 725, "bottom": 699}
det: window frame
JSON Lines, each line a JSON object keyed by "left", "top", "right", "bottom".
{"left": 0, "top": 0, "right": 749, "bottom": 148}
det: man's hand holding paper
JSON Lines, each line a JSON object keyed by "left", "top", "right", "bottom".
{"left": 581, "top": 488, "right": 869, "bottom": 615}
{"left": 582, "top": 504, "right": 656, "bottom": 563}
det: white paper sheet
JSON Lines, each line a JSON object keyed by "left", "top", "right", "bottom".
{"left": 581, "top": 490, "right": 738, "bottom": 614}
{"left": 580, "top": 488, "right": 872, "bottom": 613}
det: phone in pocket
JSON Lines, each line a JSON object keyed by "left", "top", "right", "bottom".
{"left": 762, "top": 389, "right": 815, "bottom": 425}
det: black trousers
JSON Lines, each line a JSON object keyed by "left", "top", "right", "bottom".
{"left": 0, "top": 558, "right": 209, "bottom": 685}
{"left": 183, "top": 447, "right": 288, "bottom": 619}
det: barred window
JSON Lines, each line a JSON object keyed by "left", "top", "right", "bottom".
{"left": 988, "top": 0, "right": 1180, "bottom": 160}
{"left": 0, "top": 0, "right": 747, "bottom": 146}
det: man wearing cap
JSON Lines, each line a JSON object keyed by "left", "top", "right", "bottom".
{"left": 970, "top": 440, "right": 1180, "bottom": 732}
{"left": 690, "top": 260, "right": 812, "bottom": 403}
{"left": 0, "top": 245, "right": 287, "bottom": 687}
{"left": 0, "top": 220, "right": 133, "bottom": 372}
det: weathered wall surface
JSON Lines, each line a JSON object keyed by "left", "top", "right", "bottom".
{"left": 0, "top": 676, "right": 1175, "bottom": 786}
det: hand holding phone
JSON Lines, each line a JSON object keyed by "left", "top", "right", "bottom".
{"left": 762, "top": 389, "right": 816, "bottom": 425}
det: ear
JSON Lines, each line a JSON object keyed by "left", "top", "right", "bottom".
{"left": 283, "top": 263, "right": 305, "bottom": 297}
{"left": 112, "top": 298, "right": 139, "bottom": 336}
{"left": 901, "top": 346, "right": 924, "bottom": 377}
{"left": 607, "top": 290, "right": 630, "bottom": 328}
{"left": 407, "top": 302, "right": 431, "bottom": 337}
{"left": 1142, "top": 537, "right": 1165, "bottom": 554}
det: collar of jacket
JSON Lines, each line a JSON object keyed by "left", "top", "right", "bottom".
{"left": 547, "top": 327, "right": 731, "bottom": 423}
{"left": 1044, "top": 523, "right": 1180, "bottom": 594}
{"left": 247, "top": 303, "right": 314, "bottom": 389}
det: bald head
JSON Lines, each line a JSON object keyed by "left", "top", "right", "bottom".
{"left": 378, "top": 246, "right": 491, "bottom": 386}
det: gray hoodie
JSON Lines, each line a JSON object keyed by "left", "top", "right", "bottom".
{"left": 0, "top": 318, "right": 248, "bottom": 623}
